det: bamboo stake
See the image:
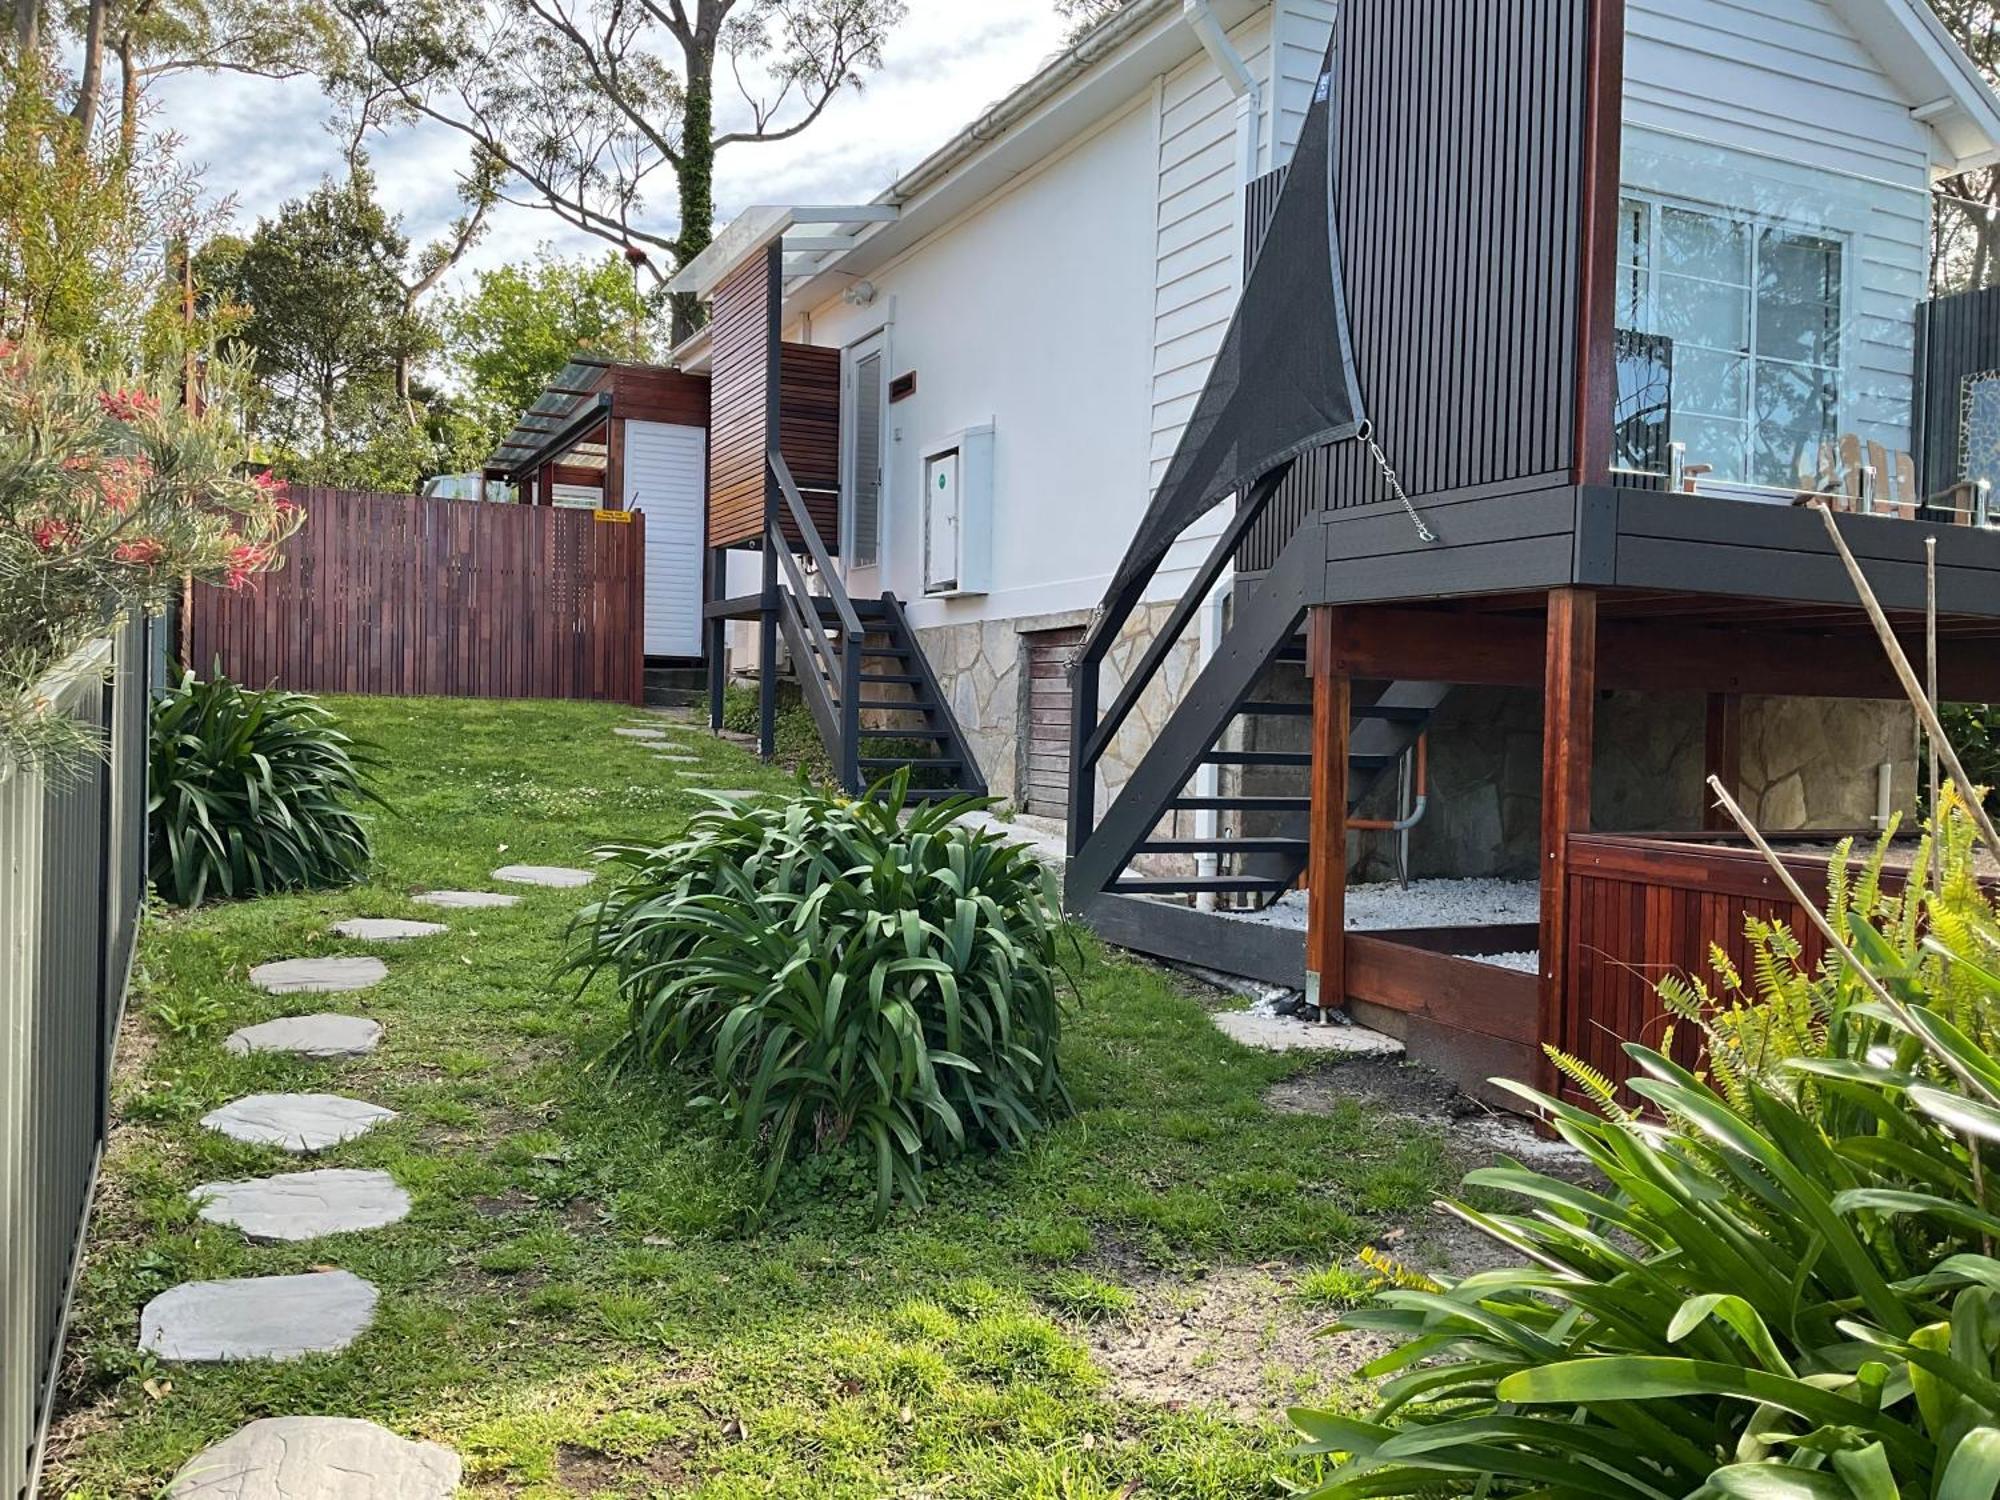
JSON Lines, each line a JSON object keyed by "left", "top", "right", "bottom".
{"left": 1927, "top": 536, "right": 1941, "bottom": 889}
{"left": 1706, "top": 773, "right": 2000, "bottom": 1106}
{"left": 1812, "top": 503, "right": 2000, "bottom": 850}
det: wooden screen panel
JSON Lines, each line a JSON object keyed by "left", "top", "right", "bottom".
{"left": 1237, "top": 0, "right": 1612, "bottom": 573}
{"left": 778, "top": 342, "right": 842, "bottom": 550}
{"left": 1023, "top": 627, "right": 1084, "bottom": 819}
{"left": 707, "top": 254, "right": 774, "bottom": 547}
{"left": 609, "top": 364, "right": 710, "bottom": 428}
{"left": 189, "top": 488, "right": 645, "bottom": 704}
{"left": 1558, "top": 835, "right": 1833, "bottom": 1107}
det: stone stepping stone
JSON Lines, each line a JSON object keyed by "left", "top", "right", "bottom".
{"left": 331, "top": 917, "right": 447, "bottom": 942}
{"left": 249, "top": 957, "right": 386, "bottom": 996}
{"left": 140, "top": 1270, "right": 378, "bottom": 1362}
{"left": 167, "top": 1415, "right": 460, "bottom": 1499}
{"left": 414, "top": 889, "right": 519, "bottom": 910}
{"left": 225, "top": 1014, "right": 382, "bottom": 1060}
{"left": 652, "top": 753, "right": 700, "bottom": 763}
{"left": 688, "top": 789, "right": 768, "bottom": 800}
{"left": 202, "top": 1093, "right": 395, "bottom": 1153}
{"left": 193, "top": 1168, "right": 410, "bottom": 1242}
{"left": 492, "top": 864, "right": 594, "bottom": 888}
{"left": 1212, "top": 1010, "right": 1405, "bottom": 1057}
{"left": 614, "top": 726, "right": 667, "bottom": 740}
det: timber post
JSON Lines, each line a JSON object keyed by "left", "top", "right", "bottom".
{"left": 1537, "top": 587, "right": 1597, "bottom": 1098}
{"left": 1305, "top": 607, "right": 1349, "bottom": 1016}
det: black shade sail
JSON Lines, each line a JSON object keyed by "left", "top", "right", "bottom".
{"left": 1102, "top": 42, "right": 1365, "bottom": 605}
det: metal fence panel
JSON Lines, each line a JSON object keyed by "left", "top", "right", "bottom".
{"left": 2, "top": 614, "right": 151, "bottom": 1500}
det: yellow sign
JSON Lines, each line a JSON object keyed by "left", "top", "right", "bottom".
{"left": 593, "top": 508, "right": 633, "bottom": 524}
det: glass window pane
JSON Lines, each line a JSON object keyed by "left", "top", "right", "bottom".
{"left": 1670, "top": 345, "right": 1746, "bottom": 418}
{"left": 1756, "top": 230, "right": 1841, "bottom": 365}
{"left": 1751, "top": 363, "right": 1838, "bottom": 488}
{"left": 1657, "top": 272, "right": 1748, "bottom": 351}
{"left": 1617, "top": 199, "right": 1648, "bottom": 269}
{"left": 1661, "top": 207, "right": 1748, "bottom": 284}
{"left": 1616, "top": 267, "right": 1648, "bottom": 329}
{"left": 1671, "top": 412, "right": 1749, "bottom": 482}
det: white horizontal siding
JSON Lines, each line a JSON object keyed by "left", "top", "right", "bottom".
{"left": 1624, "top": 0, "right": 1936, "bottom": 471}
{"left": 1271, "top": 0, "right": 1334, "bottom": 166}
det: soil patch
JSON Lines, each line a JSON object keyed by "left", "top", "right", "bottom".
{"left": 1088, "top": 1265, "right": 1381, "bottom": 1422}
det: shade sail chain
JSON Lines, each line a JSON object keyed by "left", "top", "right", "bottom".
{"left": 1359, "top": 424, "right": 1437, "bottom": 545}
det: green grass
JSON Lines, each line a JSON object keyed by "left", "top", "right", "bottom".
{"left": 46, "top": 694, "right": 1453, "bottom": 1498}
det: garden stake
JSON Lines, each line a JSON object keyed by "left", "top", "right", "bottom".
{"left": 1812, "top": 503, "right": 2000, "bottom": 850}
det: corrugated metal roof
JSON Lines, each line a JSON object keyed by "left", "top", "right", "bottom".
{"left": 485, "top": 356, "right": 613, "bottom": 473}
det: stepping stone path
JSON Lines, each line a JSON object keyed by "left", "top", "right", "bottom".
{"left": 492, "top": 863, "right": 594, "bottom": 888}
{"left": 202, "top": 1093, "right": 395, "bottom": 1152}
{"left": 193, "top": 1168, "right": 410, "bottom": 1242}
{"left": 225, "top": 1014, "right": 382, "bottom": 1060}
{"left": 1212, "top": 1009, "right": 1405, "bottom": 1057}
{"left": 249, "top": 956, "right": 386, "bottom": 995}
{"left": 166, "top": 1416, "right": 460, "bottom": 1499}
{"left": 414, "top": 888, "right": 518, "bottom": 909}
{"left": 140, "top": 1270, "right": 378, "bottom": 1362}
{"left": 330, "top": 916, "right": 447, "bottom": 941}
{"left": 614, "top": 727, "right": 667, "bottom": 740}
{"left": 653, "top": 753, "right": 699, "bottom": 763}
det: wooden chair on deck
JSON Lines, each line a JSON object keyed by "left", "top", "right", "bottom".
{"left": 1793, "top": 434, "right": 1986, "bottom": 524}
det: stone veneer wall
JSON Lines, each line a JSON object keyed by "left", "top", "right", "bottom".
{"left": 913, "top": 601, "right": 1200, "bottom": 821}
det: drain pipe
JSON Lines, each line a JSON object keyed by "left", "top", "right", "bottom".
{"left": 1184, "top": 0, "right": 1263, "bottom": 181}
{"left": 1194, "top": 576, "right": 1232, "bottom": 909}
{"left": 1351, "top": 737, "right": 1430, "bottom": 833}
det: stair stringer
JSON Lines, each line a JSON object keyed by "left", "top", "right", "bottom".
{"left": 1064, "top": 521, "right": 1321, "bottom": 910}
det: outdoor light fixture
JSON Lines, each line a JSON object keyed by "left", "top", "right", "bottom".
{"left": 843, "top": 280, "right": 878, "bottom": 307}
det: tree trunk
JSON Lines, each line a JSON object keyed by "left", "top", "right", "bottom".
{"left": 14, "top": 0, "right": 39, "bottom": 57}
{"left": 70, "top": 0, "right": 106, "bottom": 137}
{"left": 670, "top": 32, "right": 718, "bottom": 347}
{"left": 117, "top": 26, "right": 138, "bottom": 156}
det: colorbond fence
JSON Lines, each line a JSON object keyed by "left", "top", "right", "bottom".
{"left": 190, "top": 488, "right": 646, "bottom": 705}
{"left": 2, "top": 613, "right": 152, "bottom": 1500}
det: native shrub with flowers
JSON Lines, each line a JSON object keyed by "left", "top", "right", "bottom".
{"left": 0, "top": 341, "right": 300, "bottom": 773}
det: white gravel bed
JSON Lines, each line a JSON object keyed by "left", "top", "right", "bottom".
{"left": 1219, "top": 878, "right": 1540, "bottom": 932}
{"left": 1464, "top": 949, "right": 1539, "bottom": 974}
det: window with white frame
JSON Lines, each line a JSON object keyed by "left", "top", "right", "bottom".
{"left": 1616, "top": 195, "right": 1845, "bottom": 490}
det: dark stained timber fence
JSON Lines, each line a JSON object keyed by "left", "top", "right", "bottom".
{"left": 2, "top": 612, "right": 152, "bottom": 1500}
{"left": 189, "top": 488, "right": 647, "bottom": 705}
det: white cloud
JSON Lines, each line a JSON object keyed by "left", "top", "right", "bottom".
{"left": 148, "top": 0, "right": 1072, "bottom": 289}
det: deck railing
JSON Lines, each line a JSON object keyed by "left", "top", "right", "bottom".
{"left": 767, "top": 450, "right": 863, "bottom": 790}
{"left": 2, "top": 612, "right": 153, "bottom": 1500}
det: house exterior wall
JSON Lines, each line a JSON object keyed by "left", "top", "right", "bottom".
{"left": 1621, "top": 0, "right": 1936, "bottom": 475}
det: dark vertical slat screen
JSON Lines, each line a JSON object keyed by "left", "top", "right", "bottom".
{"left": 1915, "top": 285, "right": 2000, "bottom": 497}
{"left": 1237, "top": 0, "right": 1599, "bottom": 573}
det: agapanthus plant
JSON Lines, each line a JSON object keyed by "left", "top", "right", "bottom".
{"left": 0, "top": 341, "right": 300, "bottom": 773}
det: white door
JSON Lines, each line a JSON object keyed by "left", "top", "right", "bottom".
{"left": 623, "top": 420, "right": 707, "bottom": 658}
{"left": 843, "top": 332, "right": 887, "bottom": 576}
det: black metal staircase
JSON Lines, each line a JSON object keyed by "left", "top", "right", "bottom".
{"left": 1065, "top": 472, "right": 1442, "bottom": 919}
{"left": 756, "top": 452, "right": 986, "bottom": 799}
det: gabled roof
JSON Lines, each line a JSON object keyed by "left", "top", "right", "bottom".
{"left": 1829, "top": 0, "right": 2000, "bottom": 173}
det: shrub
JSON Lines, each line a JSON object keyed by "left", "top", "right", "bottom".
{"left": 566, "top": 773, "right": 1070, "bottom": 1215}
{"left": 149, "top": 672, "right": 383, "bottom": 906}
{"left": 1292, "top": 792, "right": 2000, "bottom": 1500}
{"left": 1, "top": 342, "right": 300, "bottom": 772}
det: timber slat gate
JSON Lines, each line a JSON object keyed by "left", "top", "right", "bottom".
{"left": 3, "top": 613, "right": 152, "bottom": 1500}
{"left": 190, "top": 488, "right": 646, "bottom": 704}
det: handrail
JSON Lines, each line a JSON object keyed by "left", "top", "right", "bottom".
{"left": 876, "top": 590, "right": 987, "bottom": 797}
{"left": 769, "top": 450, "right": 862, "bottom": 641}
{"left": 1079, "top": 466, "right": 1290, "bottom": 769}
{"left": 1068, "top": 463, "right": 1293, "bottom": 846}
{"left": 769, "top": 515, "right": 844, "bottom": 688}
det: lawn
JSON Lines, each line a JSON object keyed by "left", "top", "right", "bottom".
{"left": 46, "top": 694, "right": 1458, "bottom": 1499}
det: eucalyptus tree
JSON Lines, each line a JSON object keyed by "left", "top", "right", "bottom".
{"left": 325, "top": 0, "right": 906, "bottom": 343}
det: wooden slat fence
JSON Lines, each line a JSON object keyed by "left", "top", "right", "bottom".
{"left": 191, "top": 488, "right": 645, "bottom": 704}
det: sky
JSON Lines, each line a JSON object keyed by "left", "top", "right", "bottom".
{"left": 146, "top": 1, "right": 1076, "bottom": 294}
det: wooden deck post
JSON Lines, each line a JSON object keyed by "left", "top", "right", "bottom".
{"left": 1305, "top": 607, "right": 1349, "bottom": 1016}
{"left": 1702, "top": 693, "right": 1741, "bottom": 831}
{"left": 1537, "top": 588, "right": 1597, "bottom": 1096}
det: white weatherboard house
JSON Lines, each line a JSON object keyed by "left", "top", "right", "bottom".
{"left": 671, "top": 0, "right": 2000, "bottom": 826}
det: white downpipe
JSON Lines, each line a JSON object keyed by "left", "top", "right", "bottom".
{"left": 1183, "top": 0, "right": 1260, "bottom": 912}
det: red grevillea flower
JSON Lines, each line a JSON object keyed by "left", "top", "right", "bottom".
{"left": 223, "top": 539, "right": 273, "bottom": 590}
{"left": 95, "top": 455, "right": 150, "bottom": 513}
{"left": 250, "top": 470, "right": 287, "bottom": 498}
{"left": 31, "top": 517, "right": 75, "bottom": 551}
{"left": 112, "top": 536, "right": 166, "bottom": 565}
{"left": 97, "top": 388, "right": 160, "bottom": 422}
